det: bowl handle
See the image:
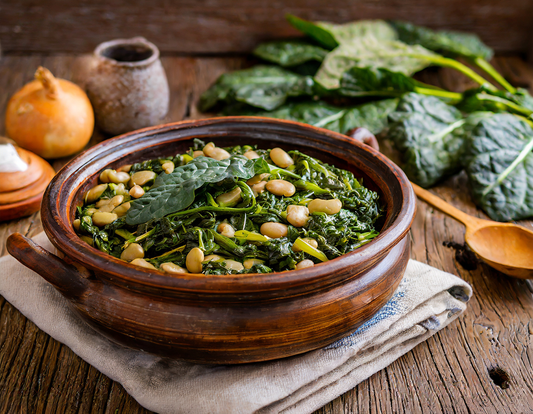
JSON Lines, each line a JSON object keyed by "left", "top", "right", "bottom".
{"left": 346, "top": 127, "right": 379, "bottom": 151}
{"left": 6, "top": 232, "right": 90, "bottom": 299}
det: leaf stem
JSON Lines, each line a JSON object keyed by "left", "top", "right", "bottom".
{"left": 427, "top": 119, "right": 467, "bottom": 143}
{"left": 482, "top": 135, "right": 533, "bottom": 198}
{"left": 414, "top": 87, "right": 462, "bottom": 101}
{"left": 473, "top": 57, "right": 517, "bottom": 94}
{"left": 473, "top": 93, "right": 533, "bottom": 116}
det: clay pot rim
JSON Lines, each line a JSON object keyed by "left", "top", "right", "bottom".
{"left": 93, "top": 36, "right": 160, "bottom": 68}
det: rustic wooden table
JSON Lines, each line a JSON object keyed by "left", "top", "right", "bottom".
{"left": 1, "top": 54, "right": 533, "bottom": 414}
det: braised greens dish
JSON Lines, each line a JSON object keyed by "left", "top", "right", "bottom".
{"left": 74, "top": 140, "right": 382, "bottom": 275}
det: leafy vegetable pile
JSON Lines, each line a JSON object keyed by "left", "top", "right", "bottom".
{"left": 74, "top": 141, "right": 382, "bottom": 275}
{"left": 200, "top": 15, "right": 533, "bottom": 222}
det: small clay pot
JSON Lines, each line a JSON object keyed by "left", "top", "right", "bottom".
{"left": 86, "top": 37, "right": 169, "bottom": 136}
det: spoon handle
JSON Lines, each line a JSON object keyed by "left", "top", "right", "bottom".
{"left": 411, "top": 182, "right": 484, "bottom": 231}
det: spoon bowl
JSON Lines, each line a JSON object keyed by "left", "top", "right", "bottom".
{"left": 412, "top": 183, "right": 533, "bottom": 279}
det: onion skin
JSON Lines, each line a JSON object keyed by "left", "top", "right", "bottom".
{"left": 5, "top": 67, "right": 95, "bottom": 159}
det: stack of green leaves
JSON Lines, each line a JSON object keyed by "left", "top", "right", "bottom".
{"left": 199, "top": 15, "right": 533, "bottom": 222}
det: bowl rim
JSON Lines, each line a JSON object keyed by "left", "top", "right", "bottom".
{"left": 42, "top": 116, "right": 415, "bottom": 295}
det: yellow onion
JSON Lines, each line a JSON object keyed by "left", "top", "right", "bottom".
{"left": 5, "top": 67, "right": 94, "bottom": 159}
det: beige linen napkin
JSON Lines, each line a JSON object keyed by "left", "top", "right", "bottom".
{"left": 0, "top": 232, "right": 472, "bottom": 414}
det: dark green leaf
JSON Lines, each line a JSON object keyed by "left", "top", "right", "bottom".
{"left": 465, "top": 113, "right": 533, "bottom": 221}
{"left": 388, "top": 93, "right": 466, "bottom": 187}
{"left": 314, "top": 37, "right": 440, "bottom": 89}
{"left": 339, "top": 66, "right": 422, "bottom": 97}
{"left": 253, "top": 40, "right": 328, "bottom": 67}
{"left": 126, "top": 156, "right": 263, "bottom": 225}
{"left": 198, "top": 65, "right": 315, "bottom": 111}
{"left": 252, "top": 98, "right": 398, "bottom": 135}
{"left": 286, "top": 14, "right": 397, "bottom": 49}
{"left": 390, "top": 20, "right": 493, "bottom": 60}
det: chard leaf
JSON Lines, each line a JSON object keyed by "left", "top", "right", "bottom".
{"left": 286, "top": 14, "right": 397, "bottom": 49}
{"left": 314, "top": 37, "right": 440, "bottom": 89}
{"left": 199, "top": 65, "right": 315, "bottom": 111}
{"left": 253, "top": 40, "right": 328, "bottom": 67}
{"left": 253, "top": 98, "right": 399, "bottom": 135}
{"left": 126, "top": 156, "right": 266, "bottom": 225}
{"left": 388, "top": 93, "right": 466, "bottom": 187}
{"left": 465, "top": 113, "right": 533, "bottom": 221}
{"left": 390, "top": 20, "right": 493, "bottom": 60}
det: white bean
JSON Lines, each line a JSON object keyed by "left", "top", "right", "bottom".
{"left": 113, "top": 202, "right": 131, "bottom": 217}
{"left": 99, "top": 169, "right": 113, "bottom": 183}
{"left": 108, "top": 170, "right": 131, "bottom": 184}
{"left": 204, "top": 254, "right": 223, "bottom": 263}
{"left": 224, "top": 260, "right": 244, "bottom": 272}
{"left": 98, "top": 195, "right": 124, "bottom": 213}
{"left": 260, "top": 222, "right": 288, "bottom": 239}
{"left": 244, "top": 150, "right": 260, "bottom": 160}
{"left": 193, "top": 150, "right": 205, "bottom": 158}
{"left": 130, "top": 258, "right": 156, "bottom": 270}
{"left": 266, "top": 180, "right": 296, "bottom": 197}
{"left": 216, "top": 187, "right": 242, "bottom": 207}
{"left": 162, "top": 161, "right": 174, "bottom": 174}
{"left": 203, "top": 142, "right": 230, "bottom": 160}
{"left": 129, "top": 185, "right": 145, "bottom": 198}
{"left": 308, "top": 198, "right": 342, "bottom": 215}
{"left": 119, "top": 164, "right": 132, "bottom": 173}
{"left": 286, "top": 205, "right": 309, "bottom": 227}
{"left": 92, "top": 212, "right": 118, "bottom": 227}
{"left": 85, "top": 184, "right": 107, "bottom": 203}
{"left": 95, "top": 198, "right": 111, "bottom": 208}
{"left": 243, "top": 258, "right": 264, "bottom": 269}
{"left": 120, "top": 243, "right": 144, "bottom": 261}
{"left": 161, "top": 262, "right": 188, "bottom": 274}
{"left": 130, "top": 170, "right": 156, "bottom": 187}
{"left": 186, "top": 247, "right": 204, "bottom": 273}
{"left": 73, "top": 219, "right": 81, "bottom": 231}
{"left": 217, "top": 222, "right": 235, "bottom": 238}
{"left": 251, "top": 181, "right": 267, "bottom": 196}
{"left": 270, "top": 148, "right": 294, "bottom": 168}
{"left": 296, "top": 259, "right": 315, "bottom": 270}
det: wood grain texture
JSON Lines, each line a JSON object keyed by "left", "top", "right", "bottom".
{"left": 1, "top": 54, "right": 533, "bottom": 412}
{"left": 1, "top": 0, "right": 533, "bottom": 55}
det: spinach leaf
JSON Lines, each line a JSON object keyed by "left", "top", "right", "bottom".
{"left": 388, "top": 93, "right": 466, "bottom": 187}
{"left": 390, "top": 20, "right": 493, "bottom": 60}
{"left": 127, "top": 156, "right": 266, "bottom": 225}
{"left": 253, "top": 40, "right": 328, "bottom": 67}
{"left": 252, "top": 98, "right": 399, "bottom": 135}
{"left": 314, "top": 37, "right": 440, "bottom": 89}
{"left": 286, "top": 14, "right": 397, "bottom": 49}
{"left": 339, "top": 66, "right": 426, "bottom": 97}
{"left": 465, "top": 113, "right": 533, "bottom": 221}
{"left": 199, "top": 65, "right": 315, "bottom": 111}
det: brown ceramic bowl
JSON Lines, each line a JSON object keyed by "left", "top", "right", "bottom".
{"left": 7, "top": 117, "right": 415, "bottom": 364}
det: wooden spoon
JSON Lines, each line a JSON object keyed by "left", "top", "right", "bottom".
{"left": 412, "top": 183, "right": 533, "bottom": 279}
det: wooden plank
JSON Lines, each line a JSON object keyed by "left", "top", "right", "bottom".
{"left": 0, "top": 55, "right": 533, "bottom": 414}
{"left": 1, "top": 0, "right": 533, "bottom": 55}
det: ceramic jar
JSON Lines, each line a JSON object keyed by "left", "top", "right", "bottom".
{"left": 86, "top": 37, "right": 169, "bottom": 136}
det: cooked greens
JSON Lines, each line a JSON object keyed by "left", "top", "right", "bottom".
{"left": 75, "top": 142, "right": 382, "bottom": 275}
